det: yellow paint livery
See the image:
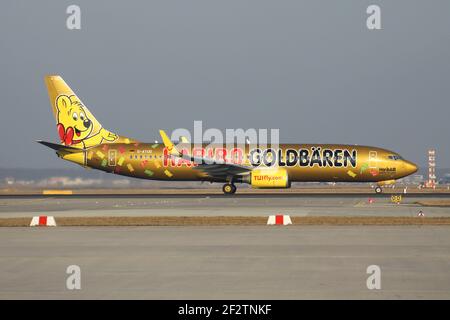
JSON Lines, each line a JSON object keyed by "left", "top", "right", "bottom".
{"left": 38, "top": 76, "right": 418, "bottom": 195}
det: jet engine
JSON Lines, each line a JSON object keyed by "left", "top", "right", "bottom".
{"left": 249, "top": 167, "right": 290, "bottom": 188}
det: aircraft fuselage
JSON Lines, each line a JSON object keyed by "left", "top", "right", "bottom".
{"left": 62, "top": 142, "right": 418, "bottom": 184}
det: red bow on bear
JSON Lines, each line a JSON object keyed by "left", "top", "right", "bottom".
{"left": 57, "top": 123, "right": 80, "bottom": 146}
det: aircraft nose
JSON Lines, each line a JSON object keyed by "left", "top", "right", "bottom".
{"left": 404, "top": 160, "right": 418, "bottom": 175}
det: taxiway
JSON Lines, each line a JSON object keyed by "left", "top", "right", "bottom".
{"left": 0, "top": 226, "right": 449, "bottom": 299}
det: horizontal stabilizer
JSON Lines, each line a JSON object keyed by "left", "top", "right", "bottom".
{"left": 36, "top": 140, "right": 83, "bottom": 153}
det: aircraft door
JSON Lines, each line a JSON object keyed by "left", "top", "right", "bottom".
{"left": 108, "top": 149, "right": 117, "bottom": 166}
{"left": 369, "top": 151, "right": 377, "bottom": 169}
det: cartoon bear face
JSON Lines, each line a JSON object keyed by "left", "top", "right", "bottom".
{"left": 55, "top": 95, "right": 93, "bottom": 145}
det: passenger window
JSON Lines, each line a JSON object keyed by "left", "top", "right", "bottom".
{"left": 388, "top": 155, "right": 402, "bottom": 160}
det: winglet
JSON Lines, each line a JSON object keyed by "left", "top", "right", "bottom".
{"left": 180, "top": 136, "right": 190, "bottom": 143}
{"left": 159, "top": 130, "right": 180, "bottom": 156}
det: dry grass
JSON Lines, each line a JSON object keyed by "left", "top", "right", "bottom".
{"left": 292, "top": 216, "right": 450, "bottom": 225}
{"left": 416, "top": 200, "right": 450, "bottom": 207}
{"left": 0, "top": 218, "right": 32, "bottom": 227}
{"left": 1, "top": 216, "right": 450, "bottom": 227}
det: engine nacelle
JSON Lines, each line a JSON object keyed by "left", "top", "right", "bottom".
{"left": 250, "top": 167, "right": 290, "bottom": 188}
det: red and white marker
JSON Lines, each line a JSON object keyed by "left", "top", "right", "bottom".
{"left": 267, "top": 214, "right": 292, "bottom": 226}
{"left": 30, "top": 216, "right": 57, "bottom": 227}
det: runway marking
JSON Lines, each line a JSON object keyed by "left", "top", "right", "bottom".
{"left": 353, "top": 200, "right": 419, "bottom": 208}
{"left": 42, "top": 190, "right": 73, "bottom": 195}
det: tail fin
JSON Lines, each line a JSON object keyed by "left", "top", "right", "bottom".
{"left": 44, "top": 75, "right": 131, "bottom": 148}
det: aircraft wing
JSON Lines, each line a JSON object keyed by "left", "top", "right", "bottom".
{"left": 192, "top": 162, "right": 251, "bottom": 178}
{"left": 159, "top": 130, "right": 252, "bottom": 179}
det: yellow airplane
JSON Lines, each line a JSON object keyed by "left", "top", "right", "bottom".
{"left": 38, "top": 75, "right": 418, "bottom": 194}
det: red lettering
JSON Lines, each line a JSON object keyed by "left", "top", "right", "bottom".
{"left": 215, "top": 148, "right": 227, "bottom": 162}
{"left": 230, "top": 148, "right": 243, "bottom": 164}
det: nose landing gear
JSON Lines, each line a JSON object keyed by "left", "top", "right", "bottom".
{"left": 222, "top": 183, "right": 237, "bottom": 195}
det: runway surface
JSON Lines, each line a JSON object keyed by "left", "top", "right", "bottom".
{"left": 1, "top": 194, "right": 450, "bottom": 217}
{"left": 1, "top": 226, "right": 449, "bottom": 299}
{"left": 3, "top": 192, "right": 450, "bottom": 198}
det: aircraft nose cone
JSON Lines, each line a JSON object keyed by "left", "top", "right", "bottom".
{"left": 404, "top": 161, "right": 418, "bottom": 175}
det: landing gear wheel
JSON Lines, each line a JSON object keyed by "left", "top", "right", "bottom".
{"left": 375, "top": 186, "right": 383, "bottom": 194}
{"left": 223, "top": 183, "right": 236, "bottom": 195}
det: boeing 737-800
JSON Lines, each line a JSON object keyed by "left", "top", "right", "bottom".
{"left": 38, "top": 76, "right": 418, "bottom": 194}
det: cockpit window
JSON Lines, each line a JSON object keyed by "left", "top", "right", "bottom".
{"left": 388, "top": 155, "right": 403, "bottom": 160}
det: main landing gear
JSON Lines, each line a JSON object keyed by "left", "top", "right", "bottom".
{"left": 375, "top": 186, "right": 383, "bottom": 194}
{"left": 222, "top": 183, "right": 237, "bottom": 195}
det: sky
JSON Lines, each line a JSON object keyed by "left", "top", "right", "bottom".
{"left": 0, "top": 0, "right": 449, "bottom": 169}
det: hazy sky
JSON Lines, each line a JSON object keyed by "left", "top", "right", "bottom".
{"left": 1, "top": 0, "right": 449, "bottom": 169}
